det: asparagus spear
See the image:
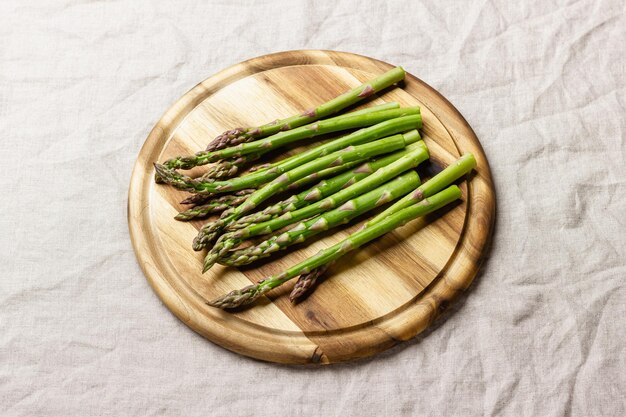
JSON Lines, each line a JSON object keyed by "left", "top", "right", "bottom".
{"left": 180, "top": 193, "right": 214, "bottom": 206}
{"left": 203, "top": 140, "right": 428, "bottom": 270}
{"left": 228, "top": 139, "right": 420, "bottom": 230}
{"left": 199, "top": 104, "right": 402, "bottom": 183}
{"left": 200, "top": 154, "right": 261, "bottom": 181}
{"left": 175, "top": 189, "right": 255, "bottom": 221}
{"left": 207, "top": 101, "right": 401, "bottom": 152}
{"left": 289, "top": 264, "right": 329, "bottom": 302}
{"left": 161, "top": 107, "right": 420, "bottom": 171}
{"left": 154, "top": 114, "right": 422, "bottom": 194}
{"left": 204, "top": 66, "right": 405, "bottom": 151}
{"left": 207, "top": 185, "right": 463, "bottom": 309}
{"left": 219, "top": 171, "right": 421, "bottom": 266}
{"left": 179, "top": 159, "right": 364, "bottom": 221}
{"left": 195, "top": 133, "right": 421, "bottom": 255}
{"left": 291, "top": 153, "right": 477, "bottom": 301}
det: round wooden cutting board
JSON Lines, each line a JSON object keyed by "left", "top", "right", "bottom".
{"left": 128, "top": 50, "right": 495, "bottom": 364}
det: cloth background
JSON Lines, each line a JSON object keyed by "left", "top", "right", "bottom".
{"left": 1, "top": 0, "right": 624, "bottom": 415}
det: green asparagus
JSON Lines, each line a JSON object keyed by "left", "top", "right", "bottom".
{"left": 195, "top": 133, "right": 422, "bottom": 256}
{"left": 219, "top": 171, "right": 421, "bottom": 266}
{"left": 228, "top": 136, "right": 421, "bottom": 230}
{"left": 291, "top": 153, "right": 477, "bottom": 301}
{"left": 203, "top": 67, "right": 405, "bottom": 151}
{"left": 203, "top": 140, "right": 429, "bottom": 271}
{"left": 161, "top": 107, "right": 420, "bottom": 171}
{"left": 207, "top": 185, "right": 463, "bottom": 309}
{"left": 199, "top": 104, "right": 401, "bottom": 181}
{"left": 154, "top": 114, "right": 422, "bottom": 194}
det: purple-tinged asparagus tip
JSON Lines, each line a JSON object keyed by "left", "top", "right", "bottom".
{"left": 207, "top": 284, "right": 269, "bottom": 309}
{"left": 249, "top": 127, "right": 262, "bottom": 136}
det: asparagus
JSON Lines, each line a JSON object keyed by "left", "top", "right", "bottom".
{"left": 207, "top": 185, "right": 463, "bottom": 309}
{"left": 207, "top": 102, "right": 401, "bottom": 153}
{"left": 283, "top": 161, "right": 363, "bottom": 192}
{"left": 200, "top": 154, "right": 261, "bottom": 181}
{"left": 154, "top": 113, "right": 422, "bottom": 194}
{"left": 200, "top": 104, "right": 401, "bottom": 183}
{"left": 219, "top": 172, "right": 421, "bottom": 266}
{"left": 175, "top": 189, "right": 255, "bottom": 221}
{"left": 203, "top": 66, "right": 405, "bottom": 151}
{"left": 195, "top": 133, "right": 421, "bottom": 256}
{"left": 227, "top": 136, "right": 421, "bottom": 230}
{"left": 161, "top": 107, "right": 420, "bottom": 171}
{"left": 292, "top": 153, "right": 477, "bottom": 301}
{"left": 180, "top": 193, "right": 213, "bottom": 206}
{"left": 203, "top": 140, "right": 429, "bottom": 270}
{"left": 289, "top": 263, "right": 330, "bottom": 302}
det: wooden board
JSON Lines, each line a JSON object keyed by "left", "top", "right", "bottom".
{"left": 128, "top": 50, "right": 495, "bottom": 364}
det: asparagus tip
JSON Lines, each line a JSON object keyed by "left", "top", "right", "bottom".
{"left": 207, "top": 284, "right": 269, "bottom": 309}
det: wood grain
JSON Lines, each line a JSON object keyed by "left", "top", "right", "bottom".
{"left": 127, "top": 50, "right": 496, "bottom": 364}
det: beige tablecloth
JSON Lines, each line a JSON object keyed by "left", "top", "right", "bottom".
{"left": 1, "top": 1, "right": 624, "bottom": 415}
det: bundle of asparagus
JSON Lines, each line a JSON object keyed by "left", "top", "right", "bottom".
{"left": 153, "top": 66, "right": 477, "bottom": 309}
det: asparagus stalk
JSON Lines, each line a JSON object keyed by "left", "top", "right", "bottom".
{"left": 207, "top": 102, "right": 401, "bottom": 152}
{"left": 227, "top": 135, "right": 421, "bottom": 230}
{"left": 207, "top": 185, "right": 463, "bottom": 309}
{"left": 154, "top": 114, "right": 422, "bottom": 194}
{"left": 195, "top": 133, "right": 421, "bottom": 256}
{"left": 289, "top": 264, "right": 330, "bottom": 302}
{"left": 175, "top": 189, "right": 255, "bottom": 221}
{"left": 161, "top": 107, "right": 420, "bottom": 171}
{"left": 220, "top": 172, "right": 421, "bottom": 266}
{"left": 203, "top": 66, "right": 405, "bottom": 151}
{"left": 283, "top": 161, "right": 362, "bottom": 192}
{"left": 200, "top": 104, "right": 401, "bottom": 183}
{"left": 292, "top": 153, "right": 477, "bottom": 301}
{"left": 203, "top": 140, "right": 428, "bottom": 270}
